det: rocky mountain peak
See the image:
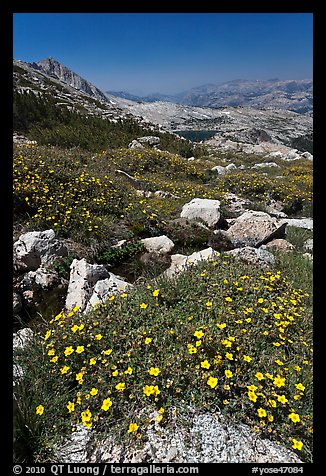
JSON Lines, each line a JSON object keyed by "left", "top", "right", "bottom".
{"left": 30, "top": 57, "right": 109, "bottom": 103}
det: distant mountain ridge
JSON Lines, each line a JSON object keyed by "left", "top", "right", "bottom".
{"left": 108, "top": 78, "right": 313, "bottom": 115}
{"left": 25, "top": 57, "right": 312, "bottom": 115}
{"left": 13, "top": 57, "right": 313, "bottom": 153}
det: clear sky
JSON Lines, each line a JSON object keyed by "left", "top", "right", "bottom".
{"left": 13, "top": 13, "right": 313, "bottom": 96}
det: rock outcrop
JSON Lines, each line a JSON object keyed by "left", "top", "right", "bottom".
{"left": 65, "top": 259, "right": 110, "bottom": 311}
{"left": 53, "top": 407, "right": 302, "bottom": 464}
{"left": 14, "top": 229, "right": 68, "bottom": 272}
{"left": 35, "top": 57, "right": 109, "bottom": 103}
{"left": 225, "top": 211, "right": 287, "bottom": 248}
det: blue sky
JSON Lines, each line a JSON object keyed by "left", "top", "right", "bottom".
{"left": 13, "top": 13, "right": 313, "bottom": 95}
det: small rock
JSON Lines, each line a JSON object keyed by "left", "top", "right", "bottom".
{"left": 224, "top": 193, "right": 251, "bottom": 215}
{"left": 23, "top": 267, "right": 61, "bottom": 290}
{"left": 300, "top": 151, "right": 313, "bottom": 161}
{"left": 180, "top": 198, "right": 221, "bottom": 228}
{"left": 302, "top": 253, "right": 313, "bottom": 262}
{"left": 85, "top": 274, "right": 132, "bottom": 312}
{"left": 13, "top": 328, "right": 34, "bottom": 351}
{"left": 137, "top": 136, "right": 160, "bottom": 146}
{"left": 280, "top": 218, "right": 313, "bottom": 231}
{"left": 13, "top": 364, "right": 24, "bottom": 386}
{"left": 154, "top": 190, "right": 179, "bottom": 199}
{"left": 267, "top": 151, "right": 285, "bottom": 159}
{"left": 226, "top": 246, "right": 275, "bottom": 268}
{"left": 128, "top": 139, "right": 144, "bottom": 149}
{"left": 262, "top": 239, "right": 294, "bottom": 252}
{"left": 141, "top": 235, "right": 175, "bottom": 254}
{"left": 303, "top": 238, "right": 313, "bottom": 253}
{"left": 53, "top": 425, "right": 92, "bottom": 463}
{"left": 111, "top": 239, "right": 127, "bottom": 249}
{"left": 284, "top": 150, "right": 301, "bottom": 161}
{"left": 252, "top": 162, "right": 280, "bottom": 169}
{"left": 211, "top": 165, "right": 227, "bottom": 175}
{"left": 209, "top": 230, "right": 234, "bottom": 251}
{"left": 163, "top": 247, "right": 217, "bottom": 279}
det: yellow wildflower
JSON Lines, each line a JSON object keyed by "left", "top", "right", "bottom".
{"left": 64, "top": 346, "right": 74, "bottom": 356}
{"left": 257, "top": 408, "right": 267, "bottom": 418}
{"left": 128, "top": 423, "right": 139, "bottom": 433}
{"left": 288, "top": 412, "right": 300, "bottom": 423}
{"left": 66, "top": 401, "right": 75, "bottom": 413}
{"left": 194, "top": 330, "right": 204, "bottom": 339}
{"left": 101, "top": 398, "right": 113, "bottom": 411}
{"left": 148, "top": 367, "right": 160, "bottom": 376}
{"left": 292, "top": 439, "right": 303, "bottom": 450}
{"left": 36, "top": 405, "right": 44, "bottom": 415}
{"left": 207, "top": 376, "right": 218, "bottom": 388}
{"left": 200, "top": 360, "right": 211, "bottom": 369}
{"left": 273, "top": 375, "right": 286, "bottom": 388}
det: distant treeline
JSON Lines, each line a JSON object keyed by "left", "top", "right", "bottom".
{"left": 290, "top": 134, "right": 313, "bottom": 154}
{"left": 13, "top": 90, "right": 205, "bottom": 157}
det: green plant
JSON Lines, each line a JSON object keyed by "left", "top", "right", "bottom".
{"left": 96, "top": 240, "right": 145, "bottom": 266}
{"left": 272, "top": 251, "right": 313, "bottom": 302}
{"left": 15, "top": 256, "right": 312, "bottom": 462}
{"left": 52, "top": 255, "right": 76, "bottom": 280}
{"left": 13, "top": 339, "right": 72, "bottom": 463}
{"left": 285, "top": 227, "right": 313, "bottom": 252}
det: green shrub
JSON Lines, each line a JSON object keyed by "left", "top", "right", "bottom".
{"left": 96, "top": 240, "right": 145, "bottom": 265}
{"left": 52, "top": 255, "right": 77, "bottom": 281}
{"left": 13, "top": 90, "right": 206, "bottom": 157}
{"left": 285, "top": 227, "right": 313, "bottom": 252}
{"left": 14, "top": 257, "right": 313, "bottom": 462}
